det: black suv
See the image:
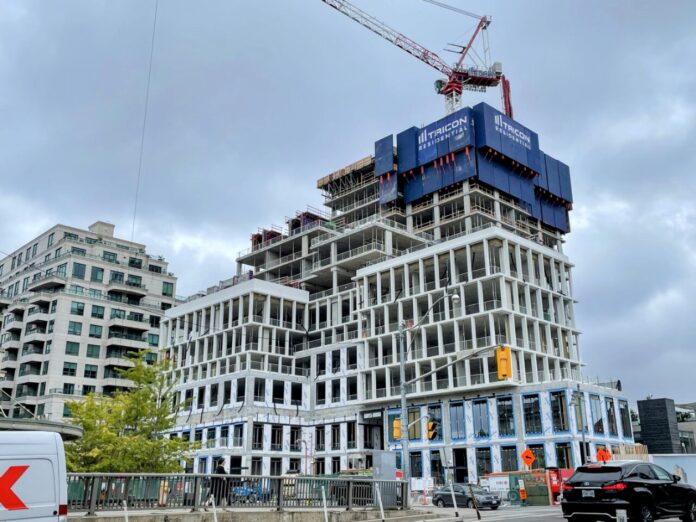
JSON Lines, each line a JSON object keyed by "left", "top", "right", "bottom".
{"left": 561, "top": 461, "right": 696, "bottom": 521}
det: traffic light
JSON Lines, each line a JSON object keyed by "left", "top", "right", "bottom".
{"left": 496, "top": 345, "right": 512, "bottom": 380}
{"left": 427, "top": 419, "right": 440, "bottom": 440}
{"left": 392, "top": 418, "right": 402, "bottom": 440}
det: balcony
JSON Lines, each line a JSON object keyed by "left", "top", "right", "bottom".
{"left": 107, "top": 280, "right": 148, "bottom": 298}
{"left": 106, "top": 314, "right": 150, "bottom": 331}
{"left": 106, "top": 332, "right": 147, "bottom": 350}
{"left": 27, "top": 273, "right": 67, "bottom": 292}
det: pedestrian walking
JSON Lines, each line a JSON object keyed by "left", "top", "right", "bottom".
{"left": 211, "top": 460, "right": 228, "bottom": 508}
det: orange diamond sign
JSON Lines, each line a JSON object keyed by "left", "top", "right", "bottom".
{"left": 521, "top": 448, "right": 535, "bottom": 467}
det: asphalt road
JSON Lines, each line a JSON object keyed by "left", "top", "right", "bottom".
{"left": 416, "top": 505, "right": 685, "bottom": 521}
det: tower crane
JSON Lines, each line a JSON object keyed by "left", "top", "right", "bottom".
{"left": 320, "top": 0, "right": 513, "bottom": 117}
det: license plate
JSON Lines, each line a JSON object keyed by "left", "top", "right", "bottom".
{"left": 582, "top": 490, "right": 595, "bottom": 498}
{"left": 492, "top": 500, "right": 498, "bottom": 504}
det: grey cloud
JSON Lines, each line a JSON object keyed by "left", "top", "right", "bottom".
{"left": 1, "top": 0, "right": 695, "bottom": 401}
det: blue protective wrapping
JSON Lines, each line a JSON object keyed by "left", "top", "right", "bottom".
{"left": 375, "top": 135, "right": 394, "bottom": 177}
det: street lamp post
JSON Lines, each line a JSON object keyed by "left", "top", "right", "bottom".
{"left": 398, "top": 289, "right": 459, "bottom": 508}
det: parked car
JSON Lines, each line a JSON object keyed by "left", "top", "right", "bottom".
{"left": 561, "top": 461, "right": 696, "bottom": 521}
{"left": 432, "top": 484, "right": 500, "bottom": 510}
{"left": 229, "top": 479, "right": 272, "bottom": 504}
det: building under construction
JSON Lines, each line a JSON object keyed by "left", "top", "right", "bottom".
{"left": 162, "top": 102, "right": 634, "bottom": 483}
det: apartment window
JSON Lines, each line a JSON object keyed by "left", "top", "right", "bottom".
{"left": 64, "top": 232, "right": 78, "bottom": 240}
{"left": 63, "top": 382, "right": 76, "bottom": 395}
{"left": 551, "top": 391, "right": 569, "bottom": 432}
{"left": 91, "top": 305, "right": 105, "bottom": 319}
{"left": 408, "top": 407, "right": 421, "bottom": 440}
{"left": 331, "top": 424, "right": 340, "bottom": 450}
{"left": 68, "top": 321, "right": 82, "bottom": 336}
{"left": 590, "top": 395, "right": 604, "bottom": 434}
{"left": 529, "top": 444, "right": 545, "bottom": 470}
{"left": 47, "top": 232, "right": 55, "bottom": 247}
{"left": 497, "top": 396, "right": 515, "bottom": 437}
{"left": 65, "top": 342, "right": 79, "bottom": 356}
{"left": 72, "top": 262, "right": 86, "bottom": 279}
{"left": 232, "top": 424, "right": 244, "bottom": 447}
{"left": 25, "top": 247, "right": 31, "bottom": 260}
{"left": 57, "top": 263, "right": 67, "bottom": 277}
{"left": 91, "top": 266, "right": 104, "bottom": 283}
{"left": 148, "top": 333, "right": 159, "bottom": 347}
{"left": 270, "top": 425, "right": 283, "bottom": 451}
{"left": 523, "top": 394, "right": 543, "bottom": 434}
{"left": 410, "top": 452, "right": 423, "bottom": 478}
{"left": 44, "top": 254, "right": 51, "bottom": 262}
{"left": 606, "top": 397, "right": 618, "bottom": 436}
{"left": 42, "top": 361, "right": 49, "bottom": 375}
{"left": 619, "top": 400, "right": 632, "bottom": 438}
{"left": 63, "top": 404, "right": 72, "bottom": 418}
{"left": 86, "top": 344, "right": 100, "bottom": 358}
{"left": 22, "top": 277, "right": 29, "bottom": 292}
{"left": 387, "top": 412, "right": 400, "bottom": 442}
{"left": 347, "top": 421, "right": 356, "bottom": 449}
{"left": 314, "top": 459, "right": 326, "bottom": 476}
{"left": 253, "top": 378, "right": 266, "bottom": 401}
{"left": 476, "top": 448, "right": 492, "bottom": 476}
{"left": 162, "top": 282, "right": 174, "bottom": 297}
{"left": 501, "top": 446, "right": 518, "bottom": 472}
{"left": 472, "top": 399, "right": 490, "bottom": 438}
{"left": 289, "top": 458, "right": 301, "bottom": 473}
{"left": 556, "top": 442, "right": 573, "bottom": 468}
{"left": 315, "top": 426, "right": 326, "bottom": 451}
{"left": 63, "top": 362, "right": 77, "bottom": 377}
{"left": 103, "top": 251, "right": 117, "bottom": 263}
{"left": 574, "top": 392, "right": 588, "bottom": 433}
{"left": 32, "top": 243, "right": 37, "bottom": 257}
{"left": 17, "top": 253, "right": 22, "bottom": 265}
{"left": 70, "top": 301, "right": 85, "bottom": 316}
{"left": 149, "top": 264, "right": 163, "bottom": 274}
{"left": 236, "top": 378, "right": 246, "bottom": 402}
{"left": 83, "top": 385, "right": 96, "bottom": 395}
{"left": 50, "top": 300, "right": 57, "bottom": 313}
{"left": 250, "top": 457, "right": 262, "bottom": 476}
{"left": 55, "top": 247, "right": 62, "bottom": 258}
{"left": 71, "top": 247, "right": 86, "bottom": 257}
{"left": 209, "top": 383, "right": 218, "bottom": 408}
{"left": 427, "top": 404, "right": 443, "bottom": 441}
{"left": 111, "top": 308, "right": 126, "bottom": 319}
{"left": 89, "top": 325, "right": 102, "bottom": 339}
{"left": 450, "top": 401, "right": 466, "bottom": 439}
{"left": 84, "top": 364, "right": 98, "bottom": 379}
{"left": 110, "top": 271, "right": 124, "bottom": 283}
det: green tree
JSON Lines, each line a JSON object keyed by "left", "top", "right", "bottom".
{"left": 65, "top": 353, "right": 192, "bottom": 472}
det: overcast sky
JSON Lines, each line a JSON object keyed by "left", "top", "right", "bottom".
{"left": 1, "top": 1, "right": 695, "bottom": 403}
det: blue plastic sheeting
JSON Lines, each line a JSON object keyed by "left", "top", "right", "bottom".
{"left": 558, "top": 161, "right": 573, "bottom": 203}
{"left": 476, "top": 151, "right": 535, "bottom": 203}
{"left": 379, "top": 175, "right": 399, "bottom": 204}
{"left": 396, "top": 127, "right": 419, "bottom": 174}
{"left": 472, "top": 103, "right": 541, "bottom": 174}
{"left": 375, "top": 135, "right": 394, "bottom": 177}
{"left": 403, "top": 149, "right": 475, "bottom": 204}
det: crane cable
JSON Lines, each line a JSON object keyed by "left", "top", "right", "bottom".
{"left": 130, "top": 0, "right": 160, "bottom": 242}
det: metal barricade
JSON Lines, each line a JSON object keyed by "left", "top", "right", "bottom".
{"left": 67, "top": 473, "right": 405, "bottom": 514}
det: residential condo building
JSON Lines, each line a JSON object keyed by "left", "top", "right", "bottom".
{"left": 0, "top": 221, "right": 177, "bottom": 420}
{"left": 162, "top": 103, "right": 634, "bottom": 483}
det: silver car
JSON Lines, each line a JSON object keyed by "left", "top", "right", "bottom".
{"left": 432, "top": 484, "right": 501, "bottom": 510}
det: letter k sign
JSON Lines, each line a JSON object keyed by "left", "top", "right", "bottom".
{"left": 0, "top": 466, "right": 28, "bottom": 510}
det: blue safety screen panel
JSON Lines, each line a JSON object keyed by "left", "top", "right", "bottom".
{"left": 375, "top": 135, "right": 394, "bottom": 177}
{"left": 472, "top": 103, "right": 541, "bottom": 174}
{"left": 396, "top": 127, "right": 419, "bottom": 174}
{"left": 379, "top": 174, "right": 399, "bottom": 204}
{"left": 536, "top": 152, "right": 573, "bottom": 204}
{"left": 403, "top": 148, "right": 475, "bottom": 204}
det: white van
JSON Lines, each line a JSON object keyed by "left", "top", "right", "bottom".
{"left": 0, "top": 431, "right": 67, "bottom": 521}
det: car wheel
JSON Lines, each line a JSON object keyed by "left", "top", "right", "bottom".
{"left": 637, "top": 504, "right": 654, "bottom": 522}
{"left": 467, "top": 499, "right": 474, "bottom": 509}
{"left": 437, "top": 499, "right": 445, "bottom": 508}
{"left": 682, "top": 500, "right": 696, "bottom": 522}
{"left": 248, "top": 493, "right": 257, "bottom": 504}
{"left": 491, "top": 506, "right": 499, "bottom": 510}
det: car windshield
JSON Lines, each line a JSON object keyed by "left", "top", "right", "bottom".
{"left": 571, "top": 466, "right": 622, "bottom": 483}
